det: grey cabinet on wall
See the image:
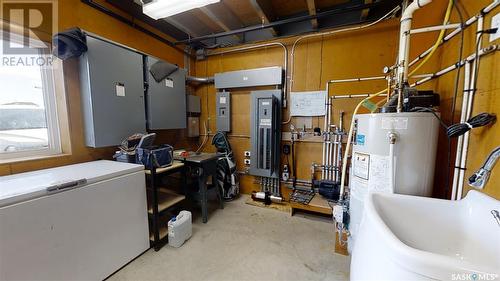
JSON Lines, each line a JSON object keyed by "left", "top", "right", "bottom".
{"left": 79, "top": 36, "right": 146, "bottom": 148}
{"left": 145, "top": 57, "right": 186, "bottom": 130}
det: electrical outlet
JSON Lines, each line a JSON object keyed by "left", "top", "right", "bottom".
{"left": 282, "top": 172, "right": 289, "bottom": 181}
{"left": 333, "top": 205, "right": 344, "bottom": 224}
{"left": 491, "top": 13, "right": 500, "bottom": 42}
{"left": 244, "top": 159, "right": 251, "bottom": 165}
{"left": 244, "top": 151, "right": 251, "bottom": 157}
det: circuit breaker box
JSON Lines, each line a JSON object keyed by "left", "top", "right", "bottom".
{"left": 216, "top": 91, "right": 231, "bottom": 132}
{"left": 145, "top": 56, "right": 186, "bottom": 130}
{"left": 79, "top": 36, "right": 145, "bottom": 148}
{"left": 250, "top": 90, "right": 282, "bottom": 178}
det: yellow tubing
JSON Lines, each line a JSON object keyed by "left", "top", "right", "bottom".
{"left": 409, "top": 0, "right": 453, "bottom": 76}
{"left": 339, "top": 88, "right": 386, "bottom": 195}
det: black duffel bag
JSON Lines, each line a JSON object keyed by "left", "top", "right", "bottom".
{"left": 136, "top": 144, "right": 173, "bottom": 169}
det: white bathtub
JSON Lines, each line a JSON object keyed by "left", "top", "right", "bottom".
{"left": 350, "top": 190, "right": 500, "bottom": 281}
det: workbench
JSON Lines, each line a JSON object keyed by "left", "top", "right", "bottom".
{"left": 175, "top": 152, "right": 224, "bottom": 223}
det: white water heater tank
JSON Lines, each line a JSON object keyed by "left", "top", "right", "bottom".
{"left": 348, "top": 112, "right": 439, "bottom": 251}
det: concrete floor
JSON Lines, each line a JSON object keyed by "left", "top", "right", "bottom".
{"left": 109, "top": 195, "right": 350, "bottom": 281}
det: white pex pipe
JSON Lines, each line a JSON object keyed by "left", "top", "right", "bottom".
{"left": 456, "top": 16, "right": 485, "bottom": 200}
{"left": 396, "top": 0, "right": 433, "bottom": 113}
{"left": 389, "top": 142, "right": 396, "bottom": 194}
{"left": 408, "top": 0, "right": 499, "bottom": 69}
{"left": 322, "top": 88, "right": 329, "bottom": 179}
{"left": 328, "top": 98, "right": 334, "bottom": 180}
{"left": 326, "top": 98, "right": 330, "bottom": 180}
{"left": 451, "top": 62, "right": 470, "bottom": 200}
{"left": 410, "top": 45, "right": 498, "bottom": 88}
{"left": 409, "top": 23, "right": 461, "bottom": 34}
{"left": 333, "top": 133, "right": 339, "bottom": 182}
{"left": 397, "top": 0, "right": 433, "bottom": 85}
{"left": 322, "top": 76, "right": 387, "bottom": 180}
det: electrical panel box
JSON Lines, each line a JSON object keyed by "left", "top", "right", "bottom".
{"left": 145, "top": 56, "right": 186, "bottom": 130}
{"left": 214, "top": 67, "right": 283, "bottom": 89}
{"left": 79, "top": 36, "right": 146, "bottom": 148}
{"left": 187, "top": 95, "right": 201, "bottom": 113}
{"left": 216, "top": 91, "right": 231, "bottom": 132}
{"left": 250, "top": 90, "right": 282, "bottom": 178}
{"left": 187, "top": 117, "right": 200, "bottom": 137}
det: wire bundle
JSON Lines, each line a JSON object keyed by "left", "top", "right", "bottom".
{"left": 447, "top": 113, "right": 496, "bottom": 138}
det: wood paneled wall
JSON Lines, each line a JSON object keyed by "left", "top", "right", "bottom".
{"left": 193, "top": 1, "right": 447, "bottom": 196}
{"left": 0, "top": 0, "right": 191, "bottom": 176}
{"left": 2, "top": 0, "right": 497, "bottom": 202}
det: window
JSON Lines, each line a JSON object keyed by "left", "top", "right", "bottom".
{"left": 0, "top": 34, "right": 62, "bottom": 162}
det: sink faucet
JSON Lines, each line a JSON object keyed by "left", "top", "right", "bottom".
{"left": 492, "top": 210, "right": 500, "bottom": 227}
{"left": 468, "top": 146, "right": 500, "bottom": 189}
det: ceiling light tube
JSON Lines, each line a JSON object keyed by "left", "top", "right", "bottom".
{"left": 143, "top": 0, "right": 220, "bottom": 20}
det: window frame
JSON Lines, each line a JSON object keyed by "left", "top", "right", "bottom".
{"left": 0, "top": 32, "right": 63, "bottom": 163}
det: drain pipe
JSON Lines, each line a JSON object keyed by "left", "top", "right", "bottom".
{"left": 396, "top": 0, "right": 433, "bottom": 112}
{"left": 388, "top": 132, "right": 398, "bottom": 194}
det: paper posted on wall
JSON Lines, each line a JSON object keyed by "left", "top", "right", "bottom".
{"left": 290, "top": 91, "right": 326, "bottom": 116}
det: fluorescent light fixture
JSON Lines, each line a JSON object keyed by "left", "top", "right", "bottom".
{"left": 143, "top": 0, "right": 220, "bottom": 20}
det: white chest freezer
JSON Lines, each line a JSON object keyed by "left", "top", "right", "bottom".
{"left": 0, "top": 160, "right": 149, "bottom": 280}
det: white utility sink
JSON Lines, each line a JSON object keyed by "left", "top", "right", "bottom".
{"left": 351, "top": 190, "right": 500, "bottom": 281}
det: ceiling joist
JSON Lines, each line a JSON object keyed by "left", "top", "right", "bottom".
{"left": 306, "top": 0, "right": 319, "bottom": 29}
{"left": 199, "top": 5, "right": 243, "bottom": 43}
{"left": 163, "top": 17, "right": 201, "bottom": 38}
{"left": 249, "top": 0, "right": 278, "bottom": 36}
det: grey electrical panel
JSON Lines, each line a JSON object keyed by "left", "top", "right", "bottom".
{"left": 187, "top": 95, "right": 201, "bottom": 137}
{"left": 250, "top": 90, "right": 282, "bottom": 178}
{"left": 216, "top": 91, "right": 231, "bottom": 132}
{"left": 214, "top": 67, "right": 283, "bottom": 89}
{"left": 187, "top": 95, "right": 201, "bottom": 113}
{"left": 187, "top": 116, "right": 200, "bottom": 137}
{"left": 145, "top": 56, "right": 186, "bottom": 130}
{"left": 79, "top": 36, "right": 146, "bottom": 148}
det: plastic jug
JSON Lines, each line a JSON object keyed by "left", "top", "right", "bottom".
{"left": 168, "top": 210, "right": 192, "bottom": 248}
